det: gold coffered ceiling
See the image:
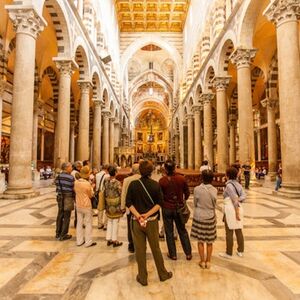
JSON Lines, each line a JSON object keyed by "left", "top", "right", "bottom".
{"left": 115, "top": 0, "right": 190, "bottom": 32}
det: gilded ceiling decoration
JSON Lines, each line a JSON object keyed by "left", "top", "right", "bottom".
{"left": 114, "top": 0, "right": 191, "bottom": 32}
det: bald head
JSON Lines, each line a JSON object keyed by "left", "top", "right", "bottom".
{"left": 132, "top": 163, "right": 140, "bottom": 174}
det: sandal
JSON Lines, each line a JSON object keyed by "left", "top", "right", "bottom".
{"left": 205, "top": 262, "right": 211, "bottom": 269}
{"left": 199, "top": 262, "right": 205, "bottom": 269}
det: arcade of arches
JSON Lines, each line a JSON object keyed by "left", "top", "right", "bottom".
{"left": 0, "top": 0, "right": 300, "bottom": 299}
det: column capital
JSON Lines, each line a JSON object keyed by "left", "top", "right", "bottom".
{"left": 186, "top": 114, "right": 194, "bottom": 120}
{"left": 93, "top": 99, "right": 102, "bottom": 107}
{"left": 110, "top": 116, "right": 115, "bottom": 122}
{"left": 192, "top": 104, "right": 202, "bottom": 114}
{"left": 264, "top": 0, "right": 300, "bottom": 27}
{"left": 230, "top": 48, "right": 257, "bottom": 69}
{"left": 261, "top": 97, "right": 279, "bottom": 110}
{"left": 78, "top": 80, "right": 92, "bottom": 94}
{"left": 200, "top": 93, "right": 215, "bottom": 105}
{"left": 213, "top": 76, "right": 231, "bottom": 91}
{"left": 53, "top": 58, "right": 77, "bottom": 77}
{"left": 102, "top": 109, "right": 111, "bottom": 119}
{"left": 5, "top": 6, "right": 47, "bottom": 39}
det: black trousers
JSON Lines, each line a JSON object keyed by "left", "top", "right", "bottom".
{"left": 56, "top": 205, "right": 71, "bottom": 238}
{"left": 244, "top": 173, "right": 250, "bottom": 189}
{"left": 127, "top": 214, "right": 134, "bottom": 249}
{"left": 162, "top": 208, "right": 192, "bottom": 257}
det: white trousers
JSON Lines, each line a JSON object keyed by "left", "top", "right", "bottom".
{"left": 106, "top": 218, "right": 120, "bottom": 241}
{"left": 76, "top": 207, "right": 94, "bottom": 247}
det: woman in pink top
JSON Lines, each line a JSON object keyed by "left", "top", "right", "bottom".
{"left": 74, "top": 166, "right": 97, "bottom": 247}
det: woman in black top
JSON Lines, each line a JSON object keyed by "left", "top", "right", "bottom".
{"left": 126, "top": 160, "right": 172, "bottom": 286}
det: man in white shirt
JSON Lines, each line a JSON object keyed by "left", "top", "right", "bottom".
{"left": 121, "top": 163, "right": 141, "bottom": 253}
{"left": 95, "top": 164, "right": 109, "bottom": 230}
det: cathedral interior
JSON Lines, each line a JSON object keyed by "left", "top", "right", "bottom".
{"left": 0, "top": 0, "right": 299, "bottom": 299}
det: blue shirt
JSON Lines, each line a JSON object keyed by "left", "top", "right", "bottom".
{"left": 55, "top": 172, "right": 75, "bottom": 195}
{"left": 223, "top": 180, "right": 246, "bottom": 208}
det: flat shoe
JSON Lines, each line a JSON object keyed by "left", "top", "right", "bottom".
{"left": 205, "top": 262, "right": 211, "bottom": 269}
{"left": 160, "top": 271, "right": 173, "bottom": 282}
{"left": 113, "top": 241, "right": 123, "bottom": 247}
{"left": 186, "top": 255, "right": 192, "bottom": 261}
{"left": 167, "top": 254, "right": 177, "bottom": 260}
{"left": 86, "top": 242, "right": 97, "bottom": 248}
{"left": 107, "top": 240, "right": 113, "bottom": 246}
{"left": 77, "top": 241, "right": 85, "bottom": 247}
{"left": 199, "top": 262, "right": 205, "bottom": 269}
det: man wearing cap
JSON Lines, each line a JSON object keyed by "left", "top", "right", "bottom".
{"left": 74, "top": 166, "right": 97, "bottom": 247}
{"left": 55, "top": 162, "right": 75, "bottom": 241}
{"left": 121, "top": 163, "right": 141, "bottom": 253}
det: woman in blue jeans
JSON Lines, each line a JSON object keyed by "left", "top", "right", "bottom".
{"left": 159, "top": 160, "right": 192, "bottom": 261}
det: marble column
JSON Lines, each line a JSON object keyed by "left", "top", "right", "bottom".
{"left": 187, "top": 114, "right": 194, "bottom": 169}
{"left": 77, "top": 81, "right": 91, "bottom": 161}
{"left": 0, "top": 81, "right": 6, "bottom": 156}
{"left": 40, "top": 129, "right": 45, "bottom": 162}
{"left": 53, "top": 60, "right": 74, "bottom": 168}
{"left": 32, "top": 99, "right": 39, "bottom": 169}
{"left": 231, "top": 48, "right": 256, "bottom": 167}
{"left": 174, "top": 132, "right": 180, "bottom": 166}
{"left": 261, "top": 98, "right": 278, "bottom": 179}
{"left": 214, "top": 77, "right": 230, "bottom": 173}
{"left": 5, "top": 7, "right": 46, "bottom": 196}
{"left": 69, "top": 121, "right": 77, "bottom": 163}
{"left": 102, "top": 109, "right": 111, "bottom": 165}
{"left": 109, "top": 116, "right": 115, "bottom": 164}
{"left": 92, "top": 100, "right": 101, "bottom": 169}
{"left": 192, "top": 105, "right": 202, "bottom": 170}
{"left": 229, "top": 116, "right": 237, "bottom": 165}
{"left": 264, "top": 0, "right": 300, "bottom": 194}
{"left": 201, "top": 93, "right": 214, "bottom": 167}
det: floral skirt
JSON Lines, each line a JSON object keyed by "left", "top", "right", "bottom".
{"left": 190, "top": 216, "right": 217, "bottom": 244}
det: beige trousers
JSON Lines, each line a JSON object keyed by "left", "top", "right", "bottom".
{"left": 76, "top": 207, "right": 94, "bottom": 247}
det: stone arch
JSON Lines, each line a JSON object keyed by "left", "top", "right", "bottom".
{"left": 267, "top": 52, "right": 278, "bottom": 98}
{"left": 41, "top": 66, "right": 59, "bottom": 104}
{"left": 218, "top": 39, "right": 235, "bottom": 75}
{"left": 195, "top": 84, "right": 203, "bottom": 104}
{"left": 204, "top": 65, "right": 216, "bottom": 92}
{"left": 238, "top": 0, "right": 269, "bottom": 48}
{"left": 251, "top": 66, "right": 264, "bottom": 93}
{"left": 188, "top": 97, "right": 194, "bottom": 113}
{"left": 74, "top": 44, "right": 90, "bottom": 81}
{"left": 122, "top": 115, "right": 127, "bottom": 128}
{"left": 115, "top": 108, "right": 119, "bottom": 120}
{"left": 109, "top": 101, "right": 114, "bottom": 114}
{"left": 121, "top": 35, "right": 182, "bottom": 81}
{"left": 6, "top": 37, "right": 16, "bottom": 57}
{"left": 102, "top": 88, "right": 109, "bottom": 105}
{"left": 175, "top": 117, "right": 180, "bottom": 132}
{"left": 43, "top": 0, "right": 72, "bottom": 56}
{"left": 91, "top": 71, "right": 101, "bottom": 100}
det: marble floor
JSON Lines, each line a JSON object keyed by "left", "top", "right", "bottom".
{"left": 0, "top": 180, "right": 299, "bottom": 300}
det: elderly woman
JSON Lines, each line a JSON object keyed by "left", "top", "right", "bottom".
{"left": 191, "top": 170, "right": 217, "bottom": 269}
{"left": 219, "top": 166, "right": 246, "bottom": 259}
{"left": 126, "top": 160, "right": 172, "bottom": 286}
{"left": 103, "top": 165, "right": 124, "bottom": 247}
{"left": 74, "top": 166, "right": 97, "bottom": 248}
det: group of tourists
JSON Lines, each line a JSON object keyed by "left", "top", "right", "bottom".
{"left": 55, "top": 158, "right": 246, "bottom": 286}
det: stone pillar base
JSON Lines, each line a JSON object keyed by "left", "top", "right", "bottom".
{"left": 275, "top": 183, "right": 300, "bottom": 199}
{"left": 250, "top": 178, "right": 263, "bottom": 187}
{"left": 265, "top": 172, "right": 277, "bottom": 182}
{"left": 32, "top": 170, "right": 40, "bottom": 182}
{"left": 1, "top": 188, "right": 40, "bottom": 199}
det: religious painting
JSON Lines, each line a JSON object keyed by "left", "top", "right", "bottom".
{"left": 137, "top": 132, "right": 143, "bottom": 141}
{"left": 137, "top": 144, "right": 143, "bottom": 153}
{"left": 158, "top": 132, "right": 163, "bottom": 141}
{"left": 44, "top": 131, "right": 54, "bottom": 161}
{"left": 157, "top": 144, "right": 162, "bottom": 153}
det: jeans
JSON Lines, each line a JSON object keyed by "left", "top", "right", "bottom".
{"left": 56, "top": 205, "right": 71, "bottom": 238}
{"left": 275, "top": 176, "right": 282, "bottom": 191}
{"left": 162, "top": 208, "right": 192, "bottom": 257}
{"left": 225, "top": 218, "right": 244, "bottom": 255}
{"left": 76, "top": 207, "right": 94, "bottom": 247}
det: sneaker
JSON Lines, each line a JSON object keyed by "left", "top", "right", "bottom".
{"left": 236, "top": 251, "right": 243, "bottom": 257}
{"left": 219, "top": 252, "right": 232, "bottom": 259}
{"left": 107, "top": 240, "right": 113, "bottom": 246}
{"left": 113, "top": 241, "right": 123, "bottom": 248}
{"left": 86, "top": 242, "right": 97, "bottom": 248}
{"left": 59, "top": 234, "right": 72, "bottom": 241}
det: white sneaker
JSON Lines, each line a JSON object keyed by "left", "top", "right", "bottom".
{"left": 236, "top": 251, "right": 243, "bottom": 257}
{"left": 219, "top": 252, "right": 232, "bottom": 259}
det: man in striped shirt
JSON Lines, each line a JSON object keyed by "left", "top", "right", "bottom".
{"left": 55, "top": 162, "right": 75, "bottom": 241}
